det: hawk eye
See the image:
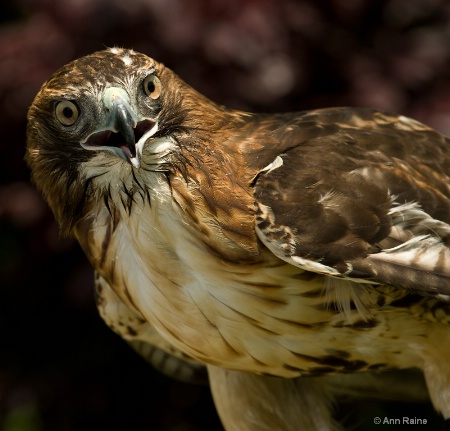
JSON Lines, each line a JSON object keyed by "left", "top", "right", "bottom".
{"left": 55, "top": 101, "right": 79, "bottom": 126}
{"left": 143, "top": 75, "right": 161, "bottom": 99}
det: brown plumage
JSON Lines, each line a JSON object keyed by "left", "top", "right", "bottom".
{"left": 26, "top": 48, "right": 450, "bottom": 430}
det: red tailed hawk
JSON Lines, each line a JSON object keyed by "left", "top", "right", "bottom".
{"left": 26, "top": 48, "right": 450, "bottom": 430}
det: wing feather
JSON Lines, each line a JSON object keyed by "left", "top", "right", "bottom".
{"left": 251, "top": 107, "right": 450, "bottom": 298}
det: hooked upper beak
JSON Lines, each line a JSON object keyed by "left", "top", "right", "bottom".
{"left": 81, "top": 87, "right": 158, "bottom": 169}
{"left": 109, "top": 95, "right": 138, "bottom": 159}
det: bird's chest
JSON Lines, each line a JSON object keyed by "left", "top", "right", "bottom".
{"left": 80, "top": 178, "right": 420, "bottom": 377}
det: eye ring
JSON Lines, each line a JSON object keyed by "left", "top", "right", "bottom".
{"left": 143, "top": 75, "right": 162, "bottom": 99}
{"left": 55, "top": 101, "right": 79, "bottom": 126}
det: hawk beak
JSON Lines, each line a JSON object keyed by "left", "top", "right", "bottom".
{"left": 81, "top": 87, "right": 158, "bottom": 169}
{"left": 110, "top": 98, "right": 138, "bottom": 160}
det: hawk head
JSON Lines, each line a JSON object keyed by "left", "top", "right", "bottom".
{"left": 26, "top": 48, "right": 233, "bottom": 234}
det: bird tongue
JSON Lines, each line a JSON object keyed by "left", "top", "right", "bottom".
{"left": 103, "top": 130, "right": 136, "bottom": 158}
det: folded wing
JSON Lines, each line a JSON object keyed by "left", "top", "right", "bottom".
{"left": 251, "top": 108, "right": 450, "bottom": 298}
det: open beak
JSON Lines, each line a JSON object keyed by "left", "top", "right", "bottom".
{"left": 81, "top": 87, "right": 158, "bottom": 169}
{"left": 111, "top": 97, "right": 138, "bottom": 159}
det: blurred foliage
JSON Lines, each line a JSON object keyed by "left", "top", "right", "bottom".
{"left": 1, "top": 0, "right": 450, "bottom": 430}
{"left": 3, "top": 403, "right": 42, "bottom": 431}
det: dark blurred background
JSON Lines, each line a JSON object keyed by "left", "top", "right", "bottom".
{"left": 1, "top": 0, "right": 450, "bottom": 430}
